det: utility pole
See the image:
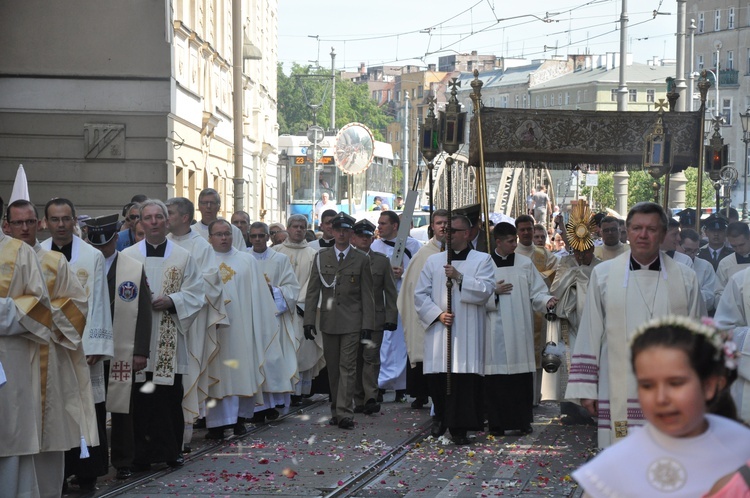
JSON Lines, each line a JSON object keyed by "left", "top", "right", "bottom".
{"left": 330, "top": 48, "right": 336, "bottom": 132}
{"left": 675, "top": 0, "right": 687, "bottom": 112}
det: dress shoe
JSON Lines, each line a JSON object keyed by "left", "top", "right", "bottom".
{"left": 394, "top": 390, "right": 407, "bottom": 403}
{"left": 205, "top": 427, "right": 225, "bottom": 440}
{"left": 353, "top": 405, "right": 365, "bottom": 413}
{"left": 116, "top": 468, "right": 133, "bottom": 480}
{"left": 329, "top": 416, "right": 338, "bottom": 426}
{"left": 410, "top": 396, "right": 429, "bottom": 409}
{"left": 290, "top": 395, "right": 303, "bottom": 407}
{"left": 167, "top": 456, "right": 184, "bottom": 467}
{"left": 430, "top": 417, "right": 446, "bottom": 438}
{"left": 233, "top": 422, "right": 248, "bottom": 436}
{"left": 265, "top": 408, "right": 280, "bottom": 421}
{"left": 75, "top": 477, "right": 97, "bottom": 491}
{"left": 452, "top": 435, "right": 472, "bottom": 445}
{"left": 182, "top": 445, "right": 192, "bottom": 454}
{"left": 250, "top": 412, "right": 266, "bottom": 424}
{"left": 363, "top": 398, "right": 380, "bottom": 415}
{"left": 338, "top": 417, "right": 355, "bottom": 430}
{"left": 194, "top": 417, "right": 206, "bottom": 429}
{"left": 377, "top": 389, "right": 385, "bottom": 403}
{"left": 133, "top": 463, "right": 151, "bottom": 472}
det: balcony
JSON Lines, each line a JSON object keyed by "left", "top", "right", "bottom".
{"left": 719, "top": 68, "right": 739, "bottom": 86}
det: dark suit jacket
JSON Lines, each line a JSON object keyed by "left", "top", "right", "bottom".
{"left": 108, "top": 253, "right": 153, "bottom": 357}
{"left": 369, "top": 251, "right": 398, "bottom": 331}
{"left": 304, "top": 246, "right": 375, "bottom": 334}
{"left": 697, "top": 245, "right": 734, "bottom": 272}
{"left": 471, "top": 229, "right": 489, "bottom": 253}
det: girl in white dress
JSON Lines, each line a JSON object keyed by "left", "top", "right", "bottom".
{"left": 573, "top": 315, "right": 750, "bottom": 498}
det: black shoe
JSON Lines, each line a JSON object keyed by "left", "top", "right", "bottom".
{"left": 338, "top": 417, "right": 355, "bottom": 429}
{"left": 250, "top": 412, "right": 266, "bottom": 424}
{"left": 265, "top": 408, "right": 280, "bottom": 421}
{"left": 205, "top": 427, "right": 225, "bottom": 440}
{"left": 363, "top": 398, "right": 380, "bottom": 415}
{"left": 452, "top": 435, "right": 472, "bottom": 445}
{"left": 167, "top": 456, "right": 184, "bottom": 467}
{"left": 133, "top": 463, "right": 151, "bottom": 472}
{"left": 116, "top": 468, "right": 133, "bottom": 480}
{"left": 430, "top": 417, "right": 447, "bottom": 438}
{"left": 353, "top": 405, "right": 365, "bottom": 413}
{"left": 394, "top": 390, "right": 407, "bottom": 403}
{"left": 410, "top": 396, "right": 429, "bottom": 409}
{"left": 377, "top": 389, "right": 385, "bottom": 403}
{"left": 194, "top": 418, "right": 206, "bottom": 429}
{"left": 233, "top": 422, "right": 248, "bottom": 436}
{"left": 520, "top": 426, "right": 533, "bottom": 435}
{"left": 182, "top": 445, "right": 192, "bottom": 454}
{"left": 290, "top": 395, "right": 303, "bottom": 407}
{"left": 329, "top": 416, "right": 338, "bottom": 426}
{"left": 489, "top": 430, "right": 504, "bottom": 437}
{"left": 76, "top": 477, "right": 97, "bottom": 491}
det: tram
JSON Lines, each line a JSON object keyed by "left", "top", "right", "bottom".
{"left": 279, "top": 133, "right": 396, "bottom": 223}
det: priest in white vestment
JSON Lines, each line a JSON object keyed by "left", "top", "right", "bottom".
{"left": 273, "top": 214, "right": 324, "bottom": 400}
{"left": 485, "top": 222, "right": 557, "bottom": 435}
{"left": 122, "top": 200, "right": 204, "bottom": 468}
{"left": 307, "top": 209, "right": 337, "bottom": 250}
{"left": 716, "top": 221, "right": 750, "bottom": 302}
{"left": 415, "top": 214, "right": 495, "bottom": 445}
{"left": 371, "top": 210, "right": 422, "bottom": 401}
{"left": 566, "top": 202, "right": 702, "bottom": 448}
{"left": 247, "top": 222, "right": 300, "bottom": 422}
{"left": 192, "top": 188, "right": 245, "bottom": 251}
{"left": 678, "top": 228, "right": 717, "bottom": 313}
{"left": 400, "top": 209, "right": 449, "bottom": 408}
{"left": 204, "top": 220, "right": 278, "bottom": 439}
{"left": 593, "top": 216, "right": 629, "bottom": 262}
{"left": 166, "top": 197, "right": 228, "bottom": 444}
{"left": 0, "top": 210, "right": 53, "bottom": 498}
{"left": 41, "top": 198, "right": 113, "bottom": 487}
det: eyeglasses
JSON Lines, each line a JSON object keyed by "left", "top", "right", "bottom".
{"left": 450, "top": 228, "right": 468, "bottom": 233}
{"left": 8, "top": 219, "right": 37, "bottom": 227}
{"left": 128, "top": 215, "right": 140, "bottom": 221}
{"left": 249, "top": 233, "right": 267, "bottom": 239}
{"left": 210, "top": 231, "right": 232, "bottom": 238}
{"left": 269, "top": 230, "right": 279, "bottom": 236}
{"left": 48, "top": 216, "right": 74, "bottom": 224}
{"left": 199, "top": 200, "right": 218, "bottom": 207}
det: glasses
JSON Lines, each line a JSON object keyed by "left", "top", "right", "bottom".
{"left": 199, "top": 200, "right": 218, "bottom": 207}
{"left": 249, "top": 233, "right": 267, "bottom": 239}
{"left": 601, "top": 228, "right": 619, "bottom": 234}
{"left": 48, "top": 216, "right": 74, "bottom": 224}
{"left": 8, "top": 219, "right": 37, "bottom": 227}
{"left": 128, "top": 215, "right": 140, "bottom": 221}
{"left": 450, "top": 228, "right": 468, "bottom": 233}
{"left": 269, "top": 230, "right": 279, "bottom": 236}
{"left": 210, "top": 231, "right": 232, "bottom": 238}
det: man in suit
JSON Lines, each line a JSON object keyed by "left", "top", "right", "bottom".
{"left": 350, "top": 219, "right": 398, "bottom": 415}
{"left": 698, "top": 214, "right": 733, "bottom": 271}
{"left": 85, "top": 214, "right": 152, "bottom": 480}
{"left": 303, "top": 212, "right": 375, "bottom": 430}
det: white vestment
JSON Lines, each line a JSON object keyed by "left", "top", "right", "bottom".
{"left": 692, "top": 255, "right": 717, "bottom": 312}
{"left": 715, "top": 253, "right": 750, "bottom": 302}
{"left": 273, "top": 239, "right": 324, "bottom": 392}
{"left": 168, "top": 230, "right": 227, "bottom": 423}
{"left": 194, "top": 220, "right": 245, "bottom": 251}
{"left": 565, "top": 252, "right": 702, "bottom": 448}
{"left": 415, "top": 250, "right": 495, "bottom": 374}
{"left": 573, "top": 415, "right": 750, "bottom": 498}
{"left": 399, "top": 237, "right": 442, "bottom": 366}
{"left": 250, "top": 249, "right": 300, "bottom": 400}
{"left": 593, "top": 242, "right": 630, "bottom": 262}
{"left": 41, "top": 236, "right": 113, "bottom": 404}
{"left": 713, "top": 266, "right": 750, "bottom": 424}
{"left": 371, "top": 236, "right": 422, "bottom": 390}
{"left": 122, "top": 240, "right": 204, "bottom": 381}
{"left": 485, "top": 253, "right": 552, "bottom": 375}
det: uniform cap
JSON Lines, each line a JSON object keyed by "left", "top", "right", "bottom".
{"left": 677, "top": 208, "right": 696, "bottom": 227}
{"left": 84, "top": 214, "right": 120, "bottom": 246}
{"left": 331, "top": 211, "right": 356, "bottom": 230}
{"left": 353, "top": 219, "right": 376, "bottom": 236}
{"left": 703, "top": 213, "right": 729, "bottom": 231}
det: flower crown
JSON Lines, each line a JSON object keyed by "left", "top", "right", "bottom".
{"left": 631, "top": 315, "right": 738, "bottom": 370}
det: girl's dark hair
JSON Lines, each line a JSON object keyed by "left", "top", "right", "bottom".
{"left": 631, "top": 324, "right": 738, "bottom": 420}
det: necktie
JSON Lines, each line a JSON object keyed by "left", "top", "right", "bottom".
{"left": 339, "top": 252, "right": 345, "bottom": 264}
{"left": 713, "top": 250, "right": 718, "bottom": 263}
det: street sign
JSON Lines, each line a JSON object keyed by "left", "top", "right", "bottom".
{"left": 307, "top": 125, "right": 325, "bottom": 144}
{"left": 586, "top": 172, "right": 598, "bottom": 187}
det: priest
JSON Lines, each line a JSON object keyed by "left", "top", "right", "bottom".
{"left": 716, "top": 221, "right": 750, "bottom": 302}
{"left": 193, "top": 188, "right": 244, "bottom": 250}
{"left": 593, "top": 216, "right": 629, "bottom": 261}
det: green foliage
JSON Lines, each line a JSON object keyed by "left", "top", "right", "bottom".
{"left": 277, "top": 63, "right": 393, "bottom": 140}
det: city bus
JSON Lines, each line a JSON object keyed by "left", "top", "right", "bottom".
{"left": 279, "top": 133, "right": 396, "bottom": 224}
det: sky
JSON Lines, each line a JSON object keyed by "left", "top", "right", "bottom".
{"left": 278, "top": 0, "right": 680, "bottom": 73}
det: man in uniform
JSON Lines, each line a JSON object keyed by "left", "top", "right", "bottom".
{"left": 371, "top": 210, "right": 422, "bottom": 402}
{"left": 698, "top": 214, "right": 733, "bottom": 271}
{"left": 205, "top": 220, "right": 277, "bottom": 439}
{"left": 0, "top": 196, "right": 54, "bottom": 497}
{"left": 593, "top": 216, "right": 629, "bottom": 261}
{"left": 122, "top": 200, "right": 204, "bottom": 469}
{"left": 716, "top": 221, "right": 750, "bottom": 302}
{"left": 308, "top": 209, "right": 337, "bottom": 250}
{"left": 273, "top": 214, "right": 324, "bottom": 402}
{"left": 230, "top": 210, "right": 251, "bottom": 247}
{"left": 566, "top": 202, "right": 702, "bottom": 448}
{"left": 247, "top": 222, "right": 300, "bottom": 422}
{"left": 303, "top": 212, "right": 375, "bottom": 430}
{"left": 485, "top": 222, "right": 557, "bottom": 436}
{"left": 400, "top": 209, "right": 449, "bottom": 409}
{"left": 6, "top": 199, "right": 94, "bottom": 495}
{"left": 415, "top": 214, "right": 495, "bottom": 445}
{"left": 85, "top": 214, "right": 152, "bottom": 480}
{"left": 350, "top": 219, "right": 398, "bottom": 415}
{"left": 41, "top": 198, "right": 114, "bottom": 489}
{"left": 193, "top": 188, "right": 244, "bottom": 250}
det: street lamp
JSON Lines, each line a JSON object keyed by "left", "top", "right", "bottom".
{"left": 740, "top": 107, "right": 750, "bottom": 221}
{"left": 643, "top": 100, "right": 672, "bottom": 204}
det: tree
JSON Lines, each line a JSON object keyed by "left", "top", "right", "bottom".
{"left": 277, "top": 64, "right": 393, "bottom": 140}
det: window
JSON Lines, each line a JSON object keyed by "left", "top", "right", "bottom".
{"left": 715, "top": 10, "right": 720, "bottom": 31}
{"left": 698, "top": 13, "right": 704, "bottom": 33}
{"left": 728, "top": 51, "right": 734, "bottom": 69}
{"left": 712, "top": 51, "right": 718, "bottom": 69}
{"left": 558, "top": 93, "right": 562, "bottom": 106}
{"left": 535, "top": 96, "right": 540, "bottom": 108}
{"left": 610, "top": 89, "right": 617, "bottom": 102}
{"left": 577, "top": 90, "right": 581, "bottom": 103}
{"left": 418, "top": 85, "right": 423, "bottom": 98}
{"left": 543, "top": 95, "right": 548, "bottom": 107}
{"left": 647, "top": 89, "right": 655, "bottom": 103}
{"left": 629, "top": 89, "right": 637, "bottom": 102}
{"left": 729, "top": 7, "right": 735, "bottom": 29}
{"left": 565, "top": 92, "right": 570, "bottom": 105}
{"left": 515, "top": 95, "right": 520, "bottom": 108}
{"left": 500, "top": 95, "right": 508, "bottom": 108}
{"left": 522, "top": 95, "right": 528, "bottom": 108}
{"left": 583, "top": 89, "right": 588, "bottom": 102}
{"left": 698, "top": 54, "right": 704, "bottom": 70}
{"left": 722, "top": 98, "right": 732, "bottom": 125}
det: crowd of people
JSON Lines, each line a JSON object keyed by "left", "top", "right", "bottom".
{"left": 4, "top": 184, "right": 750, "bottom": 497}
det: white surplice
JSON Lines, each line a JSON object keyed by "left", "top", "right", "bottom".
{"left": 194, "top": 220, "right": 246, "bottom": 251}
{"left": 692, "top": 255, "right": 717, "bottom": 312}
{"left": 593, "top": 242, "right": 630, "bottom": 262}
{"left": 715, "top": 252, "right": 750, "bottom": 302}
{"left": 415, "top": 250, "right": 495, "bottom": 374}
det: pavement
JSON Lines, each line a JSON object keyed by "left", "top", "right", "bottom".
{"left": 67, "top": 394, "right": 597, "bottom": 497}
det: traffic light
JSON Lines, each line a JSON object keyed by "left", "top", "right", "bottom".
{"left": 705, "top": 144, "right": 728, "bottom": 172}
